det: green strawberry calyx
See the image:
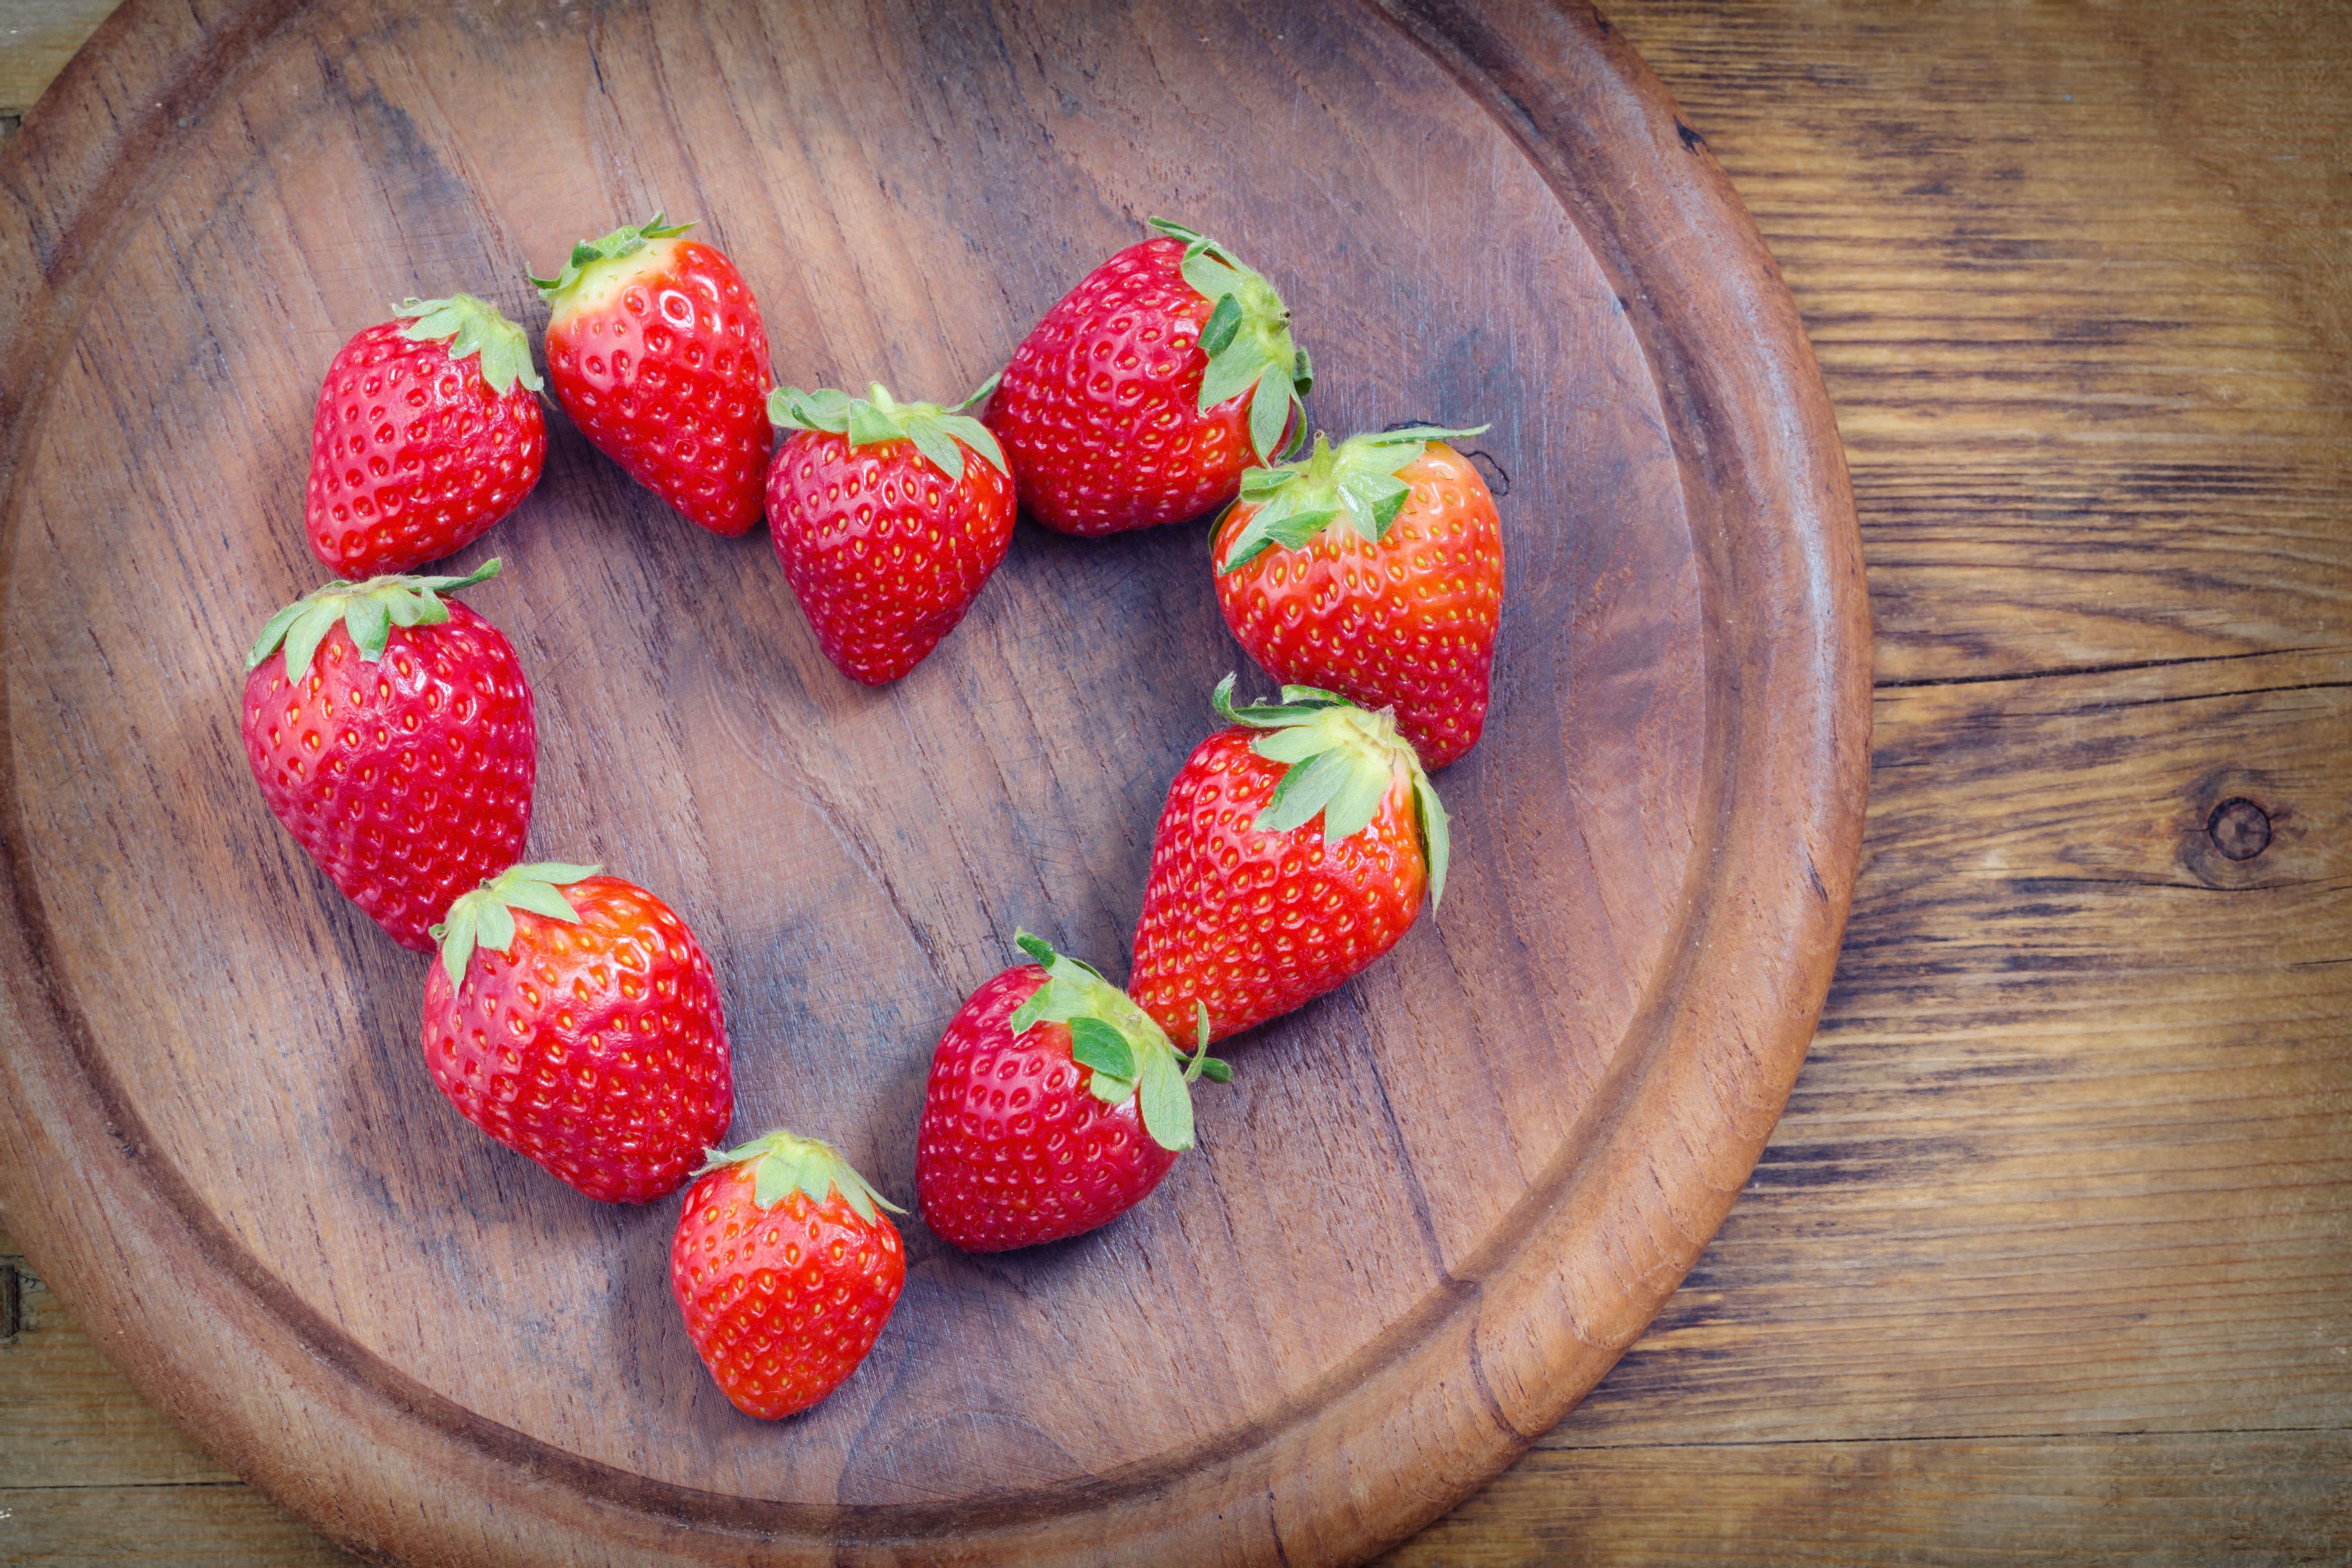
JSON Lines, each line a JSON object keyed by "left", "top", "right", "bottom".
{"left": 694, "top": 1129, "right": 904, "bottom": 1224}
{"left": 528, "top": 213, "right": 696, "bottom": 304}
{"left": 429, "top": 862, "right": 602, "bottom": 989}
{"left": 767, "top": 378, "right": 1009, "bottom": 485}
{"left": 1217, "top": 425, "right": 1491, "bottom": 575}
{"left": 244, "top": 558, "right": 502, "bottom": 683}
{"left": 1212, "top": 675, "right": 1451, "bottom": 908}
{"left": 1007, "top": 930, "right": 1229, "bottom": 1154}
{"left": 1148, "top": 216, "right": 1311, "bottom": 465}
{"left": 393, "top": 294, "right": 543, "bottom": 396}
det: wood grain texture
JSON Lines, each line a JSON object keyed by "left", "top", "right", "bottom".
{"left": 0, "top": 0, "right": 120, "bottom": 125}
{"left": 0, "top": 1228, "right": 252, "bottom": 1492}
{"left": 0, "top": 1, "right": 1864, "bottom": 1565}
{"left": 1386, "top": 0, "right": 2352, "bottom": 1559}
{"left": 9, "top": 0, "right": 2345, "bottom": 1564}
{"left": 1392, "top": 1431, "right": 2352, "bottom": 1566}
{"left": 0, "top": 1225, "right": 359, "bottom": 1564}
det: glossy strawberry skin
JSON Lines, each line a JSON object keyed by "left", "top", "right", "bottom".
{"left": 766, "top": 430, "right": 1016, "bottom": 684}
{"left": 1214, "top": 445, "right": 1503, "bottom": 770}
{"left": 306, "top": 322, "right": 547, "bottom": 578}
{"left": 420, "top": 875, "right": 732, "bottom": 1203}
{"left": 670, "top": 1165, "right": 905, "bottom": 1419}
{"left": 917, "top": 965, "right": 1177, "bottom": 1251}
{"left": 985, "top": 236, "right": 1258, "bottom": 536}
{"left": 241, "top": 605, "right": 534, "bottom": 951}
{"left": 1129, "top": 730, "right": 1427, "bottom": 1043}
{"left": 546, "top": 239, "right": 774, "bottom": 537}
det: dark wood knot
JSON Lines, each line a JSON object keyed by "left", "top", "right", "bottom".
{"left": 2206, "top": 797, "right": 2272, "bottom": 861}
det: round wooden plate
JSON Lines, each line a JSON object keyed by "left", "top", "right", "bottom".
{"left": 0, "top": 1, "right": 1868, "bottom": 1563}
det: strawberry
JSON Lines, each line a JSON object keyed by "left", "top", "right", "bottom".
{"left": 1129, "top": 679, "right": 1449, "bottom": 1044}
{"left": 984, "top": 217, "right": 1309, "bottom": 536}
{"left": 1213, "top": 427, "right": 1503, "bottom": 770}
{"left": 670, "top": 1130, "right": 906, "bottom": 1420}
{"left": 765, "top": 380, "right": 1016, "bottom": 684}
{"left": 241, "top": 560, "right": 533, "bottom": 952}
{"left": 917, "top": 932, "right": 1228, "bottom": 1252}
{"left": 532, "top": 215, "right": 774, "bottom": 537}
{"left": 422, "top": 864, "right": 732, "bottom": 1203}
{"left": 305, "top": 295, "right": 547, "bottom": 579}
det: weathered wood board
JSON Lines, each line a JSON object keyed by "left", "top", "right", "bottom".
{"left": 0, "top": 1, "right": 1865, "bottom": 1564}
{"left": 6, "top": 0, "right": 2348, "bottom": 1564}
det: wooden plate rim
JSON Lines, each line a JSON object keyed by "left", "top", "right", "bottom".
{"left": 0, "top": 1, "right": 1871, "bottom": 1563}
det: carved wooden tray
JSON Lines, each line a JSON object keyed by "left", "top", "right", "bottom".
{"left": 0, "top": 1, "right": 1869, "bottom": 1562}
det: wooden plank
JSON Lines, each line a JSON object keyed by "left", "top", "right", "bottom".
{"left": 0, "top": 0, "right": 118, "bottom": 120}
{"left": 0, "top": 1226, "right": 355, "bottom": 1558}
{"left": 1616, "top": 0, "right": 2352, "bottom": 684}
{"left": 0, "top": 1484, "right": 353, "bottom": 1565}
{"left": 1525, "top": 0, "right": 2352, "bottom": 1478}
{"left": 1379, "top": 1431, "right": 2352, "bottom": 1566}
{"left": 1567, "top": 651, "right": 2350, "bottom": 1448}
{"left": 0, "top": 1229, "right": 236, "bottom": 1490}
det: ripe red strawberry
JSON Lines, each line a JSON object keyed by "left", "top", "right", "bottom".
{"left": 984, "top": 217, "right": 1309, "bottom": 536}
{"left": 670, "top": 1130, "right": 906, "bottom": 1420}
{"left": 421, "top": 864, "right": 732, "bottom": 1203}
{"left": 533, "top": 215, "right": 774, "bottom": 537}
{"left": 1213, "top": 427, "right": 1504, "bottom": 770}
{"left": 917, "top": 932, "right": 1229, "bottom": 1252}
{"left": 241, "top": 560, "right": 533, "bottom": 952}
{"left": 765, "top": 380, "right": 1016, "bottom": 684}
{"left": 1129, "top": 679, "right": 1449, "bottom": 1044}
{"left": 305, "top": 295, "right": 547, "bottom": 578}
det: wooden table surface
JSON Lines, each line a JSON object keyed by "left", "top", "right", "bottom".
{"left": 1, "top": 0, "right": 2344, "bottom": 1563}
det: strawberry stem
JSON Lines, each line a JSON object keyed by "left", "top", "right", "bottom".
{"left": 428, "top": 861, "right": 599, "bottom": 989}
{"left": 1005, "top": 930, "right": 1228, "bottom": 1152}
{"left": 393, "top": 294, "right": 543, "bottom": 395}
{"left": 695, "top": 1129, "right": 903, "bottom": 1223}
{"left": 1209, "top": 675, "right": 1450, "bottom": 907}
{"left": 1146, "top": 215, "right": 1308, "bottom": 463}
{"left": 1216, "top": 424, "right": 1490, "bottom": 574}
{"left": 768, "top": 382, "right": 1008, "bottom": 484}
{"left": 246, "top": 558, "right": 504, "bottom": 680}
{"left": 529, "top": 213, "right": 696, "bottom": 302}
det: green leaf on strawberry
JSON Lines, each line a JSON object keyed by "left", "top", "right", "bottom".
{"left": 1007, "top": 929, "right": 1228, "bottom": 1150}
{"left": 429, "top": 861, "right": 601, "bottom": 989}
{"left": 1217, "top": 425, "right": 1492, "bottom": 575}
{"left": 528, "top": 213, "right": 695, "bottom": 301}
{"left": 768, "top": 379, "right": 1009, "bottom": 485}
{"left": 1211, "top": 674, "right": 1450, "bottom": 906}
{"left": 1148, "top": 216, "right": 1308, "bottom": 463}
{"left": 1066, "top": 1016, "right": 1136, "bottom": 1084}
{"left": 394, "top": 294, "right": 543, "bottom": 396}
{"left": 695, "top": 1129, "right": 904, "bottom": 1225}
{"left": 247, "top": 558, "right": 504, "bottom": 680}
{"left": 1137, "top": 1039, "right": 1192, "bottom": 1153}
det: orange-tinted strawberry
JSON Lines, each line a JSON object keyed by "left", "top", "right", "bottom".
{"left": 421, "top": 865, "right": 732, "bottom": 1203}
{"left": 670, "top": 1130, "right": 905, "bottom": 1420}
{"left": 765, "top": 380, "right": 1015, "bottom": 684}
{"left": 1129, "top": 679, "right": 1449, "bottom": 1044}
{"left": 533, "top": 215, "right": 773, "bottom": 537}
{"left": 984, "top": 218, "right": 1308, "bottom": 536}
{"left": 1213, "top": 427, "right": 1503, "bottom": 769}
{"left": 240, "top": 561, "right": 533, "bottom": 951}
{"left": 305, "top": 296, "right": 546, "bottom": 578}
{"left": 917, "top": 933, "right": 1228, "bottom": 1252}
